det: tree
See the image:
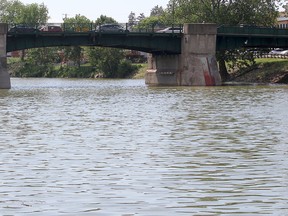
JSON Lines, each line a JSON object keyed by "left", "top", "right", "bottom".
{"left": 284, "top": 3, "right": 288, "bottom": 14}
{"left": 137, "top": 16, "right": 165, "bottom": 31}
{"left": 88, "top": 47, "right": 123, "bottom": 77}
{"left": 0, "top": 0, "right": 49, "bottom": 62}
{"left": 137, "top": 13, "right": 146, "bottom": 23}
{"left": 89, "top": 15, "right": 138, "bottom": 78}
{"left": 150, "top": 5, "right": 164, "bottom": 17}
{"left": 63, "top": 14, "right": 91, "bottom": 31}
{"left": 0, "top": 0, "right": 48, "bottom": 25}
{"left": 87, "top": 47, "right": 138, "bottom": 78}
{"left": 0, "top": 0, "right": 9, "bottom": 21}
{"left": 167, "top": 0, "right": 279, "bottom": 26}
{"left": 0, "top": 0, "right": 24, "bottom": 24}
{"left": 128, "top": 11, "right": 137, "bottom": 28}
{"left": 62, "top": 14, "right": 91, "bottom": 69}
{"left": 11, "top": 47, "right": 60, "bottom": 77}
{"left": 165, "top": 0, "right": 280, "bottom": 80}
{"left": 95, "top": 15, "right": 116, "bottom": 25}
{"left": 64, "top": 46, "right": 83, "bottom": 68}
{"left": 21, "top": 3, "right": 49, "bottom": 26}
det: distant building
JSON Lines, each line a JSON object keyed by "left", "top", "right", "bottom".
{"left": 277, "top": 17, "right": 288, "bottom": 28}
{"left": 277, "top": 11, "right": 288, "bottom": 28}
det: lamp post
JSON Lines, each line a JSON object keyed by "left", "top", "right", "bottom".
{"left": 172, "top": 0, "right": 175, "bottom": 27}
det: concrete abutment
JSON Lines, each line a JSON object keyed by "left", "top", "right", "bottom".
{"left": 145, "top": 23, "right": 222, "bottom": 86}
{"left": 0, "top": 23, "right": 10, "bottom": 89}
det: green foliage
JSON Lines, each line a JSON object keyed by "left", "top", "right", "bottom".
{"left": 57, "top": 66, "right": 94, "bottom": 78}
{"left": 150, "top": 5, "right": 165, "bottom": 17}
{"left": 63, "top": 46, "right": 83, "bottom": 67}
{"left": 0, "top": 0, "right": 23, "bottom": 24}
{"left": 284, "top": 3, "right": 288, "bottom": 14}
{"left": 10, "top": 48, "right": 59, "bottom": 77}
{"left": 0, "top": 0, "right": 48, "bottom": 25}
{"left": 166, "top": 0, "right": 279, "bottom": 26}
{"left": 14, "top": 63, "right": 54, "bottom": 77}
{"left": 128, "top": 12, "right": 137, "bottom": 28}
{"left": 87, "top": 47, "right": 138, "bottom": 78}
{"left": 163, "top": 0, "right": 280, "bottom": 80}
{"left": 63, "top": 14, "right": 92, "bottom": 31}
{"left": 136, "top": 16, "right": 166, "bottom": 31}
{"left": 219, "top": 49, "right": 256, "bottom": 73}
{"left": 26, "top": 47, "right": 60, "bottom": 66}
{"left": 95, "top": 15, "right": 116, "bottom": 25}
{"left": 21, "top": 3, "right": 48, "bottom": 26}
{"left": 117, "top": 60, "right": 139, "bottom": 78}
{"left": 62, "top": 15, "right": 91, "bottom": 68}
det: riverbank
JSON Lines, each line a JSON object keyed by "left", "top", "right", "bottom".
{"left": 133, "top": 59, "right": 288, "bottom": 85}
{"left": 228, "top": 58, "right": 288, "bottom": 84}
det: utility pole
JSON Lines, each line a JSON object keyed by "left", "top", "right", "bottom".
{"left": 172, "top": 0, "right": 175, "bottom": 28}
{"left": 170, "top": 0, "right": 175, "bottom": 30}
{"left": 62, "top": 14, "right": 69, "bottom": 21}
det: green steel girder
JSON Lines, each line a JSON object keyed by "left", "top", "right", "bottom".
{"left": 6, "top": 26, "right": 288, "bottom": 54}
{"left": 6, "top": 32, "right": 182, "bottom": 54}
{"left": 217, "top": 26, "right": 288, "bottom": 50}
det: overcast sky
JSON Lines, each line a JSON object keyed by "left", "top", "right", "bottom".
{"left": 20, "top": 0, "right": 169, "bottom": 23}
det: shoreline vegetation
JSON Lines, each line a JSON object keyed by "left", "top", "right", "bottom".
{"left": 132, "top": 58, "right": 288, "bottom": 85}
{"left": 8, "top": 58, "right": 288, "bottom": 85}
{"left": 228, "top": 58, "right": 288, "bottom": 85}
{"left": 133, "top": 58, "right": 288, "bottom": 85}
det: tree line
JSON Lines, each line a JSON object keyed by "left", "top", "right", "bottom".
{"left": 1, "top": 0, "right": 287, "bottom": 80}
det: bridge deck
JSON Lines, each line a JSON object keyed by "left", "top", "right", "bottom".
{"left": 6, "top": 25, "right": 288, "bottom": 53}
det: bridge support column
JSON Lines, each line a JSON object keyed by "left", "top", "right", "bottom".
{"left": 0, "top": 23, "right": 11, "bottom": 89}
{"left": 145, "top": 23, "right": 222, "bottom": 86}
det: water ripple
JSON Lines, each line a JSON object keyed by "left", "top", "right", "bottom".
{"left": 0, "top": 79, "right": 288, "bottom": 215}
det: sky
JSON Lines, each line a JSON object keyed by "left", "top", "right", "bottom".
{"left": 20, "top": 0, "right": 170, "bottom": 23}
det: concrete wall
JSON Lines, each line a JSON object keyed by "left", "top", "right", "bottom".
{"left": 145, "top": 23, "right": 222, "bottom": 86}
{"left": 0, "top": 23, "right": 11, "bottom": 89}
{"left": 145, "top": 54, "right": 180, "bottom": 85}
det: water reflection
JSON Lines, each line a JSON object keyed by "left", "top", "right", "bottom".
{"left": 0, "top": 78, "right": 288, "bottom": 215}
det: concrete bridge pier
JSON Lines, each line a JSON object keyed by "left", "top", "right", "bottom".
{"left": 0, "top": 23, "right": 11, "bottom": 89}
{"left": 145, "top": 23, "right": 222, "bottom": 86}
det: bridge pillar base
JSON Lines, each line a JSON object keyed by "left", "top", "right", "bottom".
{"left": 0, "top": 23, "right": 10, "bottom": 89}
{"left": 145, "top": 54, "right": 180, "bottom": 86}
{"left": 145, "top": 23, "right": 222, "bottom": 86}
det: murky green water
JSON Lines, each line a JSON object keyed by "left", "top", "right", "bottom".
{"left": 1, "top": 78, "right": 288, "bottom": 215}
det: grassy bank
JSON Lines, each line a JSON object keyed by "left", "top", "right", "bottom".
{"left": 132, "top": 63, "right": 147, "bottom": 79}
{"left": 230, "top": 58, "right": 288, "bottom": 84}
{"left": 133, "top": 59, "right": 288, "bottom": 84}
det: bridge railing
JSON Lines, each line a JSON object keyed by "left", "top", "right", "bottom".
{"left": 254, "top": 53, "right": 288, "bottom": 59}
{"left": 217, "top": 25, "right": 288, "bottom": 36}
{"left": 7, "top": 23, "right": 183, "bottom": 34}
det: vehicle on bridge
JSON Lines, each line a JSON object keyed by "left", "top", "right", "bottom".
{"left": 8, "top": 25, "right": 39, "bottom": 33}
{"left": 95, "top": 24, "right": 129, "bottom": 32}
{"left": 269, "top": 48, "right": 288, "bottom": 55}
{"left": 40, "top": 25, "right": 63, "bottom": 32}
{"left": 157, "top": 27, "right": 183, "bottom": 33}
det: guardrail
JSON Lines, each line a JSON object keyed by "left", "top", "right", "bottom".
{"left": 217, "top": 25, "right": 288, "bottom": 36}
{"left": 253, "top": 53, "right": 288, "bottom": 59}
{"left": 7, "top": 23, "right": 184, "bottom": 34}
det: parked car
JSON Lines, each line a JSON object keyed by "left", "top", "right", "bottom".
{"left": 269, "top": 48, "right": 288, "bottom": 55}
{"left": 40, "top": 25, "right": 62, "bottom": 32}
{"left": 96, "top": 24, "right": 128, "bottom": 32}
{"left": 8, "top": 25, "right": 39, "bottom": 33}
{"left": 157, "top": 27, "right": 183, "bottom": 33}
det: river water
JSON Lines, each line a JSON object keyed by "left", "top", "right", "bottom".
{"left": 0, "top": 78, "right": 288, "bottom": 216}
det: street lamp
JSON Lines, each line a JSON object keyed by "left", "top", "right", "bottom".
{"left": 169, "top": 0, "right": 175, "bottom": 29}
{"left": 172, "top": 0, "right": 175, "bottom": 27}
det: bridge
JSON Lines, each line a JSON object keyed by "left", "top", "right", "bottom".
{"left": 1, "top": 23, "right": 288, "bottom": 89}
{"left": 5, "top": 25, "right": 288, "bottom": 53}
{"left": 6, "top": 31, "right": 182, "bottom": 54}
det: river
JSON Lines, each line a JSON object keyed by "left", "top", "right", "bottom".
{"left": 1, "top": 78, "right": 288, "bottom": 216}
